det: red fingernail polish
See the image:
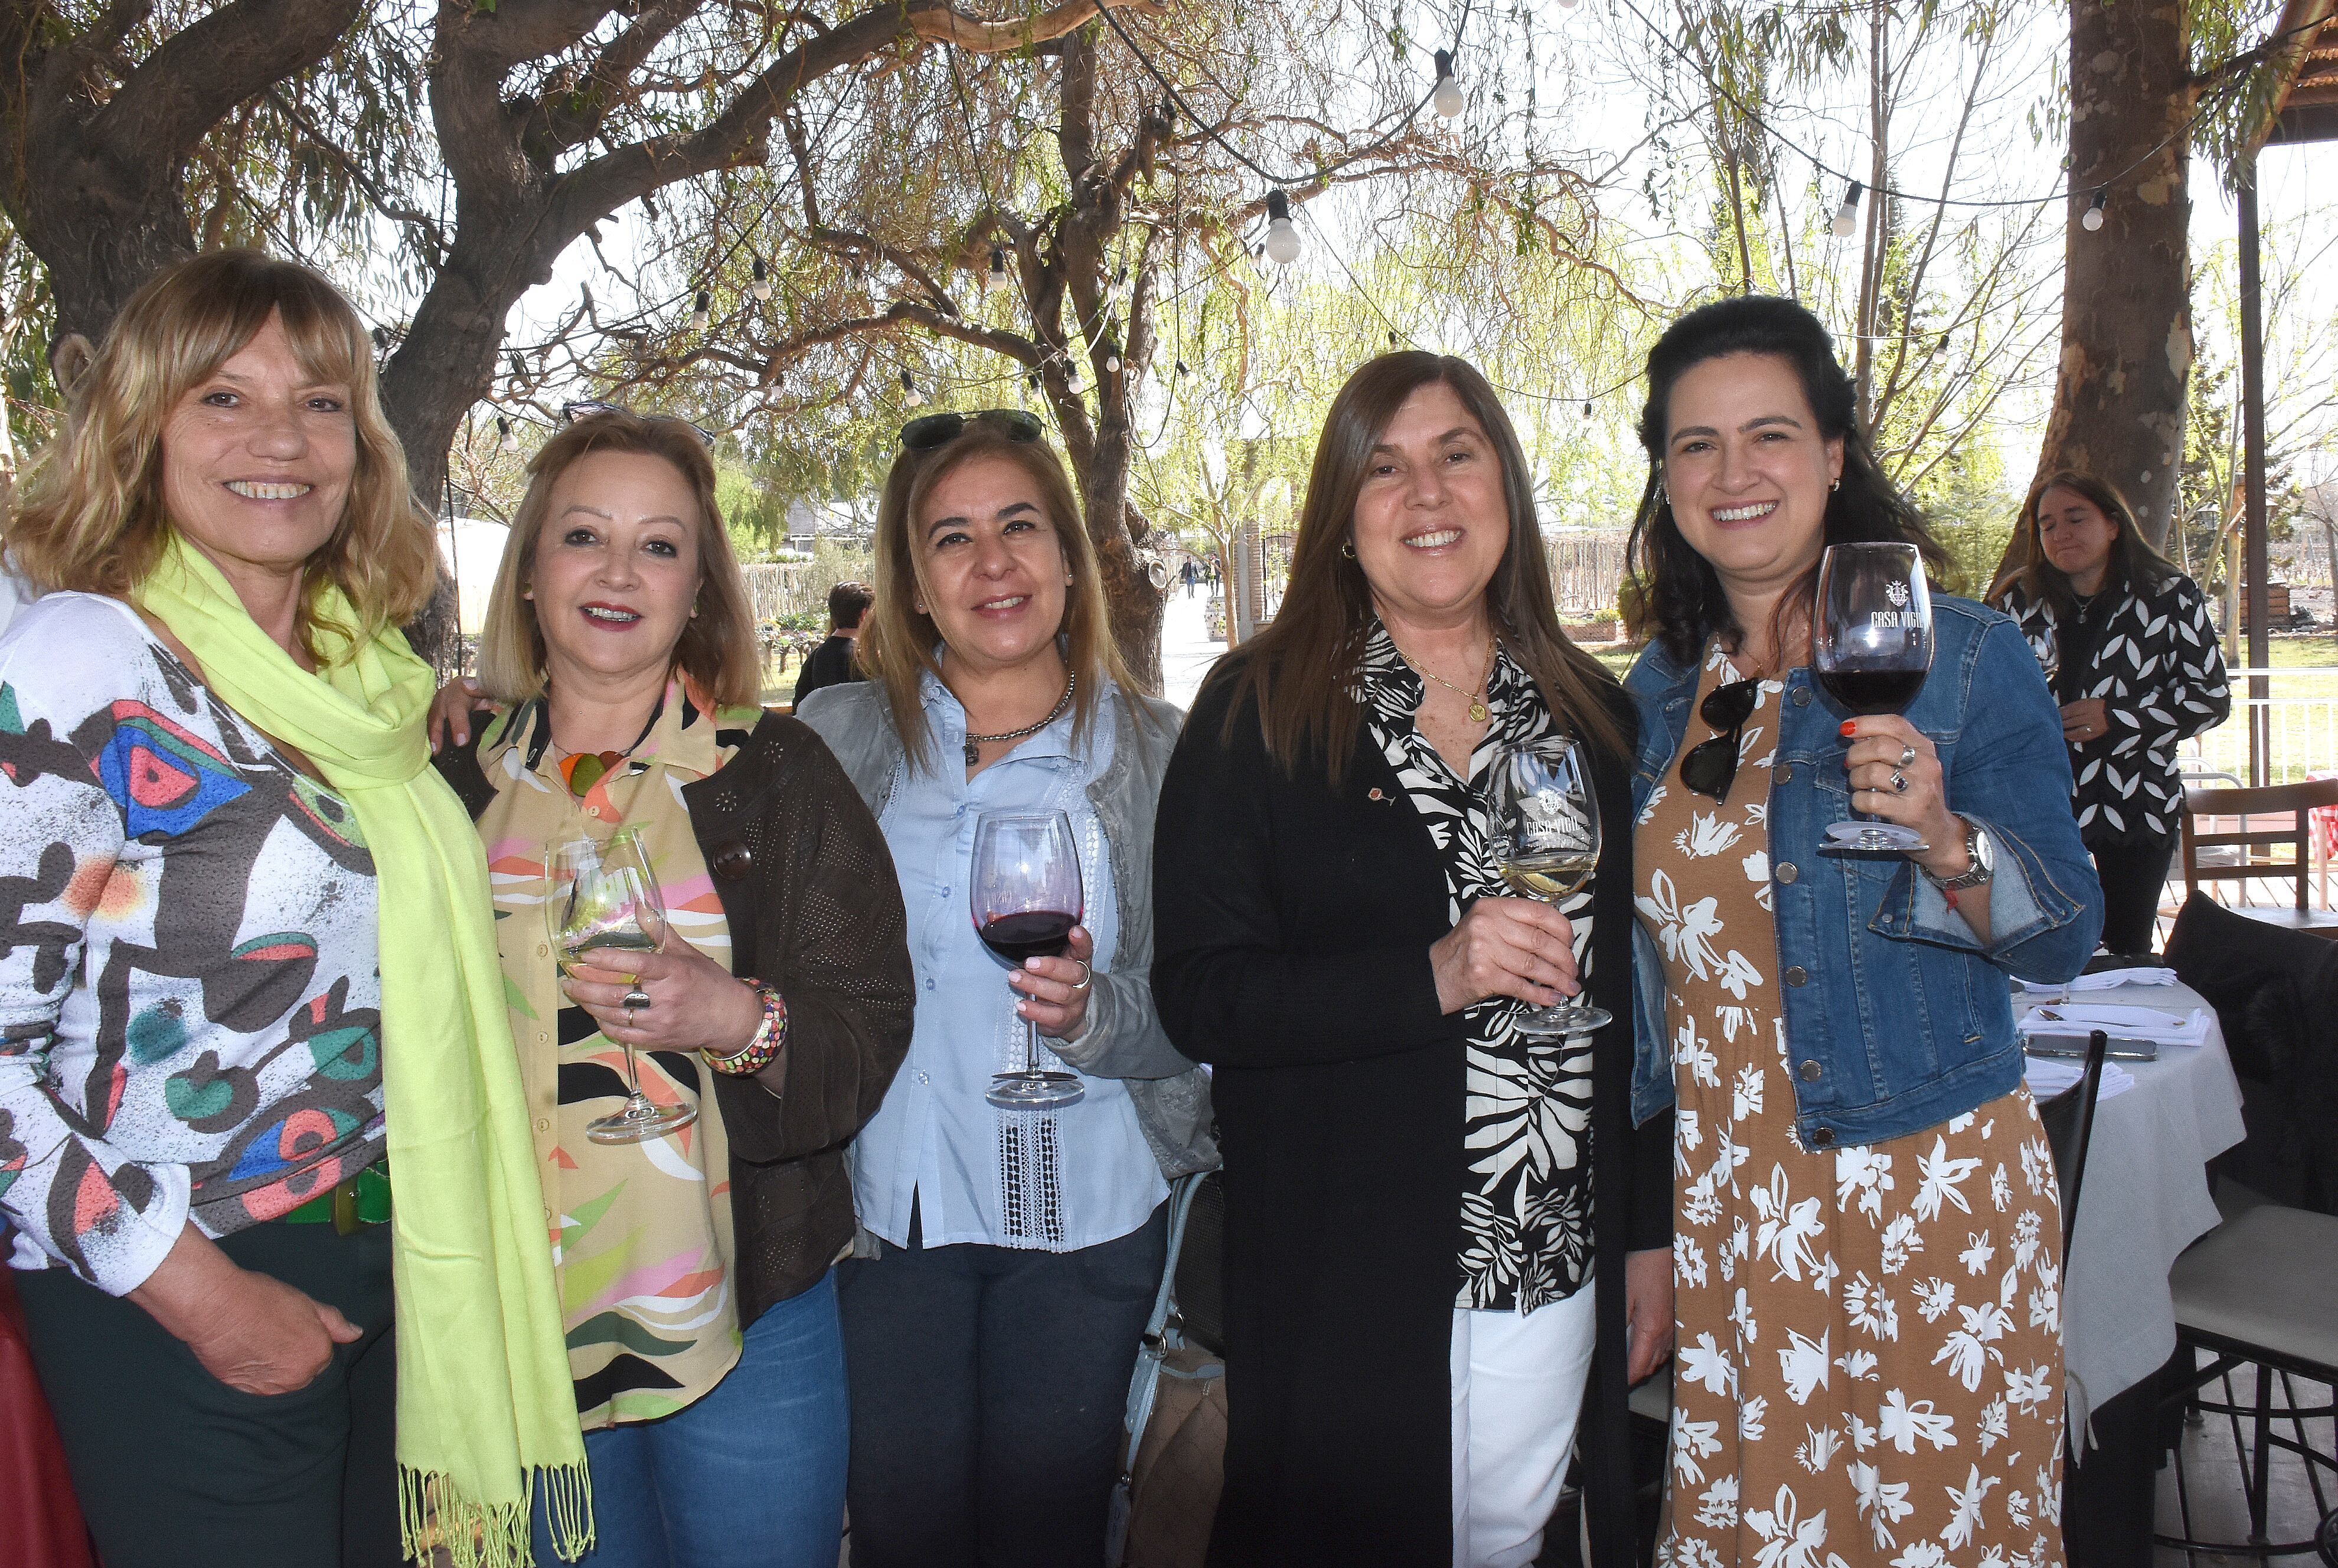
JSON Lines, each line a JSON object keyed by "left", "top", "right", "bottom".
{"left": 1839, "top": 720, "right": 1857, "bottom": 737}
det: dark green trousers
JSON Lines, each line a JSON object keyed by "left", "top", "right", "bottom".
{"left": 14, "top": 1219, "right": 398, "bottom": 1568}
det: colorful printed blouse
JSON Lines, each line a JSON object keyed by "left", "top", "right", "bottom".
{"left": 476, "top": 684, "right": 762, "bottom": 1428}
{"left": 0, "top": 594, "right": 385, "bottom": 1294}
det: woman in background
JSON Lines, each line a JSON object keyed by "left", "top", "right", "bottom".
{"left": 797, "top": 408, "right": 1212, "bottom": 1568}
{"left": 1990, "top": 472, "right": 2229, "bottom": 955}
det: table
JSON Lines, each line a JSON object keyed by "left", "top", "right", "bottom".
{"left": 2042, "top": 977, "right": 2247, "bottom": 1440}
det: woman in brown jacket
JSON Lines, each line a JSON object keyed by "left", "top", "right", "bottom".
{"left": 432, "top": 409, "right": 913, "bottom": 1567}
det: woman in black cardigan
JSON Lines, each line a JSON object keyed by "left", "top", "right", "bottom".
{"left": 1152, "top": 353, "right": 1671, "bottom": 1568}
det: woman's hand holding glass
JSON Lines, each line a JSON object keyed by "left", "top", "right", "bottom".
{"left": 1837, "top": 716, "right": 1967, "bottom": 878}
{"left": 562, "top": 940, "right": 765, "bottom": 1059}
{"left": 1015, "top": 922, "right": 1095, "bottom": 1043}
{"left": 1428, "top": 898, "right": 1583, "bottom": 1017}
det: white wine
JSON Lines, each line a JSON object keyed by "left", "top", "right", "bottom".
{"left": 1498, "top": 853, "right": 1595, "bottom": 901}
{"left": 559, "top": 927, "right": 659, "bottom": 978}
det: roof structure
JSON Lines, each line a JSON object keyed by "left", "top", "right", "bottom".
{"left": 2265, "top": 4, "right": 2338, "bottom": 145}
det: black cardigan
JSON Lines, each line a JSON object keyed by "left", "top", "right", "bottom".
{"left": 1151, "top": 663, "right": 1670, "bottom": 1567}
{"left": 436, "top": 710, "right": 915, "bottom": 1324}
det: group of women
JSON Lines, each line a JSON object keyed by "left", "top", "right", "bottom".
{"left": 0, "top": 245, "right": 2179, "bottom": 1568}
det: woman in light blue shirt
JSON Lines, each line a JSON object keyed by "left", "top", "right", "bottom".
{"left": 796, "top": 409, "right": 1212, "bottom": 1568}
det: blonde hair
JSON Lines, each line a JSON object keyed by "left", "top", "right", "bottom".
{"left": 6, "top": 249, "right": 436, "bottom": 648}
{"left": 476, "top": 410, "right": 759, "bottom": 708}
{"left": 859, "top": 422, "right": 1132, "bottom": 770}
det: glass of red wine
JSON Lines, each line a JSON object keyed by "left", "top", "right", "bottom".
{"left": 971, "top": 809, "right": 1088, "bottom": 1112}
{"left": 1813, "top": 541, "right": 1934, "bottom": 856}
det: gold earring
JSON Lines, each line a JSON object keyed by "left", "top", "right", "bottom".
{"left": 1340, "top": 540, "right": 1356, "bottom": 560}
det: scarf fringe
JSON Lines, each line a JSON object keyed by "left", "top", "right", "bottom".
{"left": 400, "top": 1464, "right": 595, "bottom": 1567}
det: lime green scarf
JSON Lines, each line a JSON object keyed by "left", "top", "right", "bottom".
{"left": 138, "top": 535, "right": 589, "bottom": 1566}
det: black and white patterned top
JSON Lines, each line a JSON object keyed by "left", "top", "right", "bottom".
{"left": 1351, "top": 621, "right": 1595, "bottom": 1314}
{"left": 1994, "top": 573, "right": 2230, "bottom": 844}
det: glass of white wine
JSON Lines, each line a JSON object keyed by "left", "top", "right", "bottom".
{"left": 1486, "top": 734, "right": 1612, "bottom": 1037}
{"left": 546, "top": 829, "right": 697, "bottom": 1144}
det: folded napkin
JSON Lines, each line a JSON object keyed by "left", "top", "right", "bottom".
{"left": 2017, "top": 1002, "right": 2212, "bottom": 1047}
{"left": 2018, "top": 966, "right": 2179, "bottom": 994}
{"left": 2024, "top": 1056, "right": 2137, "bottom": 1102}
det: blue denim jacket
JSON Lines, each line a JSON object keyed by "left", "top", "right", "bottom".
{"left": 1624, "top": 594, "right": 2103, "bottom": 1149}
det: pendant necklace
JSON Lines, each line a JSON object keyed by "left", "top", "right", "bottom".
{"left": 962, "top": 670, "right": 1077, "bottom": 766}
{"left": 1394, "top": 635, "right": 1497, "bottom": 724}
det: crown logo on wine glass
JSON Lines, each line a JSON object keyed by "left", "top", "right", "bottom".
{"left": 1885, "top": 580, "right": 1911, "bottom": 607}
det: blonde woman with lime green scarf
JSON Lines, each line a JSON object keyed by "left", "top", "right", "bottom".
{"left": 0, "top": 251, "right": 584, "bottom": 1568}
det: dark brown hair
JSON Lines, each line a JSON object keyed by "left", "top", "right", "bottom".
{"left": 1625, "top": 295, "right": 1948, "bottom": 665}
{"left": 827, "top": 579, "right": 874, "bottom": 629}
{"left": 1987, "top": 469, "right": 2176, "bottom": 617}
{"left": 478, "top": 410, "right": 759, "bottom": 707}
{"left": 1209, "top": 351, "right": 1626, "bottom": 782}
{"left": 858, "top": 420, "right": 1131, "bottom": 771}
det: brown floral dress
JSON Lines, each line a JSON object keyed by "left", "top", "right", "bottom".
{"left": 1637, "top": 646, "right": 2066, "bottom": 1568}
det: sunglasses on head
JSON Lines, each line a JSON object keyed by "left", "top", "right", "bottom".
{"left": 899, "top": 409, "right": 1044, "bottom": 452}
{"left": 1681, "top": 678, "right": 1761, "bottom": 801}
{"left": 562, "top": 400, "right": 715, "bottom": 446}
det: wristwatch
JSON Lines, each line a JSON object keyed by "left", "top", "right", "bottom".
{"left": 1923, "top": 817, "right": 1996, "bottom": 892}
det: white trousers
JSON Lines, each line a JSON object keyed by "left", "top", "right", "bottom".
{"left": 1449, "top": 1283, "right": 1600, "bottom": 1568}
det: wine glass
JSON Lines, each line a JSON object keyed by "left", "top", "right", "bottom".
{"left": 970, "top": 811, "right": 1087, "bottom": 1112}
{"left": 1485, "top": 735, "right": 1612, "bottom": 1037}
{"left": 1812, "top": 542, "right": 1934, "bottom": 856}
{"left": 546, "top": 829, "right": 697, "bottom": 1144}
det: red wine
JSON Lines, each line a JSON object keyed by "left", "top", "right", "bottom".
{"left": 1817, "top": 667, "right": 1927, "bottom": 716}
{"left": 978, "top": 910, "right": 1077, "bottom": 966}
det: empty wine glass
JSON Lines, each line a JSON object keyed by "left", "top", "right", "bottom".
{"left": 1485, "top": 736, "right": 1612, "bottom": 1037}
{"left": 546, "top": 829, "right": 697, "bottom": 1144}
{"left": 1813, "top": 542, "right": 1934, "bottom": 855}
{"left": 969, "top": 811, "right": 1087, "bottom": 1112}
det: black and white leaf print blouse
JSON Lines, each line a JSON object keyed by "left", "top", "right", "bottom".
{"left": 1351, "top": 622, "right": 1594, "bottom": 1314}
{"left": 1995, "top": 571, "right": 2231, "bottom": 844}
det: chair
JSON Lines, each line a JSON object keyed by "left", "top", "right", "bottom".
{"left": 2156, "top": 1204, "right": 2338, "bottom": 1563}
{"left": 2180, "top": 780, "right": 2338, "bottom": 940}
{"left": 2036, "top": 1029, "right": 2111, "bottom": 1247}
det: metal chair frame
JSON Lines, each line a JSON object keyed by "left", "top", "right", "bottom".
{"left": 2159, "top": 1331, "right": 2337, "bottom": 1564}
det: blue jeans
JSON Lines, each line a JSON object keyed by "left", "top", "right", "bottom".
{"left": 533, "top": 1270, "right": 848, "bottom": 1568}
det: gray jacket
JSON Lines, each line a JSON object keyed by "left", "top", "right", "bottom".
{"left": 797, "top": 678, "right": 1218, "bottom": 1180}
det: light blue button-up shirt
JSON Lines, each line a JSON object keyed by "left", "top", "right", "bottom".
{"left": 851, "top": 671, "right": 1167, "bottom": 1252}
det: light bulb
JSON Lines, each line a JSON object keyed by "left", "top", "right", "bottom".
{"left": 987, "top": 245, "right": 1007, "bottom": 292}
{"left": 750, "top": 257, "right": 771, "bottom": 302}
{"left": 1431, "top": 50, "right": 1464, "bottom": 119}
{"left": 1557, "top": 0, "right": 1579, "bottom": 10}
{"left": 1263, "top": 190, "right": 1302, "bottom": 264}
{"left": 905, "top": 387, "right": 924, "bottom": 407}
{"left": 2081, "top": 188, "right": 2108, "bottom": 231}
{"left": 498, "top": 416, "right": 518, "bottom": 453}
{"left": 1830, "top": 180, "right": 1863, "bottom": 239}
{"left": 1105, "top": 355, "right": 1122, "bottom": 374}
{"left": 691, "top": 289, "right": 711, "bottom": 329}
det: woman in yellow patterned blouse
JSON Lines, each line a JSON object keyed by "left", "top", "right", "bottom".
{"left": 431, "top": 410, "right": 915, "bottom": 1567}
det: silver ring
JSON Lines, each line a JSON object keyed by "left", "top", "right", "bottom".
{"left": 1069, "top": 961, "right": 1093, "bottom": 992}
{"left": 1890, "top": 770, "right": 1909, "bottom": 794}
{"left": 1898, "top": 743, "right": 1917, "bottom": 769}
{"left": 622, "top": 988, "right": 652, "bottom": 1012}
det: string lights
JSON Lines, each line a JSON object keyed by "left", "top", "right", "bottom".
{"left": 1263, "top": 190, "right": 1302, "bottom": 264}
{"left": 988, "top": 245, "right": 1008, "bottom": 292}
{"left": 691, "top": 290, "right": 712, "bottom": 329}
{"left": 2082, "top": 188, "right": 2109, "bottom": 231}
{"left": 750, "top": 257, "right": 772, "bottom": 302}
{"left": 497, "top": 414, "right": 518, "bottom": 453}
{"left": 1830, "top": 181, "right": 1864, "bottom": 239}
{"left": 900, "top": 367, "right": 923, "bottom": 407}
{"left": 1432, "top": 50, "right": 1464, "bottom": 120}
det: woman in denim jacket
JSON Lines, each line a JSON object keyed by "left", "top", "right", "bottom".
{"left": 1620, "top": 297, "right": 2101, "bottom": 1567}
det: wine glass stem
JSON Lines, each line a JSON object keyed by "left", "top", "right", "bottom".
{"left": 619, "top": 1039, "right": 646, "bottom": 1099}
{"left": 1022, "top": 1004, "right": 1040, "bottom": 1076}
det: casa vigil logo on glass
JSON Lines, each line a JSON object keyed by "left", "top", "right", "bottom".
{"left": 1487, "top": 734, "right": 1612, "bottom": 1038}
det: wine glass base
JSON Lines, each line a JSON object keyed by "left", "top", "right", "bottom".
{"left": 1516, "top": 1003, "right": 1613, "bottom": 1038}
{"left": 985, "top": 1071, "right": 1086, "bottom": 1112}
{"left": 1818, "top": 821, "right": 1929, "bottom": 857}
{"left": 586, "top": 1099, "right": 698, "bottom": 1145}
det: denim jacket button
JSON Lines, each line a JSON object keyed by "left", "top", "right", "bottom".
{"left": 1792, "top": 688, "right": 1811, "bottom": 707}
{"left": 1784, "top": 965, "right": 1809, "bottom": 986}
{"left": 1775, "top": 861, "right": 1798, "bottom": 885}
{"left": 1808, "top": 1125, "right": 1836, "bottom": 1148}
{"left": 1778, "top": 765, "right": 1792, "bottom": 782}
{"left": 1798, "top": 1059, "right": 1823, "bottom": 1082}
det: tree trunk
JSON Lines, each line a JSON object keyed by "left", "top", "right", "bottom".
{"left": 2033, "top": 0, "right": 2195, "bottom": 547}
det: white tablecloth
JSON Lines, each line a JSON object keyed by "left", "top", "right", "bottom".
{"left": 2036, "top": 978, "right": 2247, "bottom": 1444}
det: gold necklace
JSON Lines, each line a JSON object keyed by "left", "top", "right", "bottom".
{"left": 1393, "top": 634, "right": 1497, "bottom": 724}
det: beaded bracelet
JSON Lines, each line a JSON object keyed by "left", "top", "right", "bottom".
{"left": 704, "top": 980, "right": 786, "bottom": 1077}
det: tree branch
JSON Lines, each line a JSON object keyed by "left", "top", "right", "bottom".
{"left": 82, "top": 0, "right": 364, "bottom": 171}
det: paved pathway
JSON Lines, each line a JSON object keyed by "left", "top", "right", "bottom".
{"left": 1160, "top": 584, "right": 1227, "bottom": 712}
